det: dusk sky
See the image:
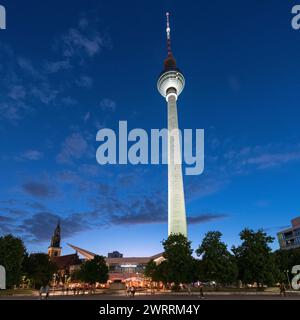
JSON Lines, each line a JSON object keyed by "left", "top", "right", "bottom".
{"left": 1, "top": 0, "right": 300, "bottom": 256}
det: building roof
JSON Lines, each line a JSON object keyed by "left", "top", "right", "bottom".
{"left": 67, "top": 243, "right": 164, "bottom": 264}
{"left": 67, "top": 243, "right": 96, "bottom": 260}
{"left": 51, "top": 253, "right": 81, "bottom": 270}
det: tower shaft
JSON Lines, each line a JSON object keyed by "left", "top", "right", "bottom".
{"left": 167, "top": 94, "right": 187, "bottom": 236}
{"left": 157, "top": 12, "right": 187, "bottom": 237}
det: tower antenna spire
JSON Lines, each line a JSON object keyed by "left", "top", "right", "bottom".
{"left": 166, "top": 12, "right": 172, "bottom": 56}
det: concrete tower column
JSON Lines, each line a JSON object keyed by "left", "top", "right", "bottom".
{"left": 167, "top": 93, "right": 187, "bottom": 236}
{"left": 157, "top": 12, "right": 188, "bottom": 237}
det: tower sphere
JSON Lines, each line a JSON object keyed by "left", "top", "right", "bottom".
{"left": 157, "top": 12, "right": 185, "bottom": 101}
{"left": 157, "top": 69, "right": 185, "bottom": 100}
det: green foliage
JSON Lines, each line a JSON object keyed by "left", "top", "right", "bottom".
{"left": 160, "top": 234, "right": 197, "bottom": 287}
{"left": 196, "top": 231, "right": 238, "bottom": 285}
{"left": 0, "top": 234, "right": 26, "bottom": 288}
{"left": 76, "top": 255, "right": 109, "bottom": 284}
{"left": 274, "top": 248, "right": 300, "bottom": 283}
{"left": 144, "top": 259, "right": 157, "bottom": 279}
{"left": 232, "top": 228, "right": 279, "bottom": 286}
{"left": 22, "top": 253, "right": 57, "bottom": 288}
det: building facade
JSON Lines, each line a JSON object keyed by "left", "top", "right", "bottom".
{"left": 277, "top": 216, "right": 300, "bottom": 250}
{"left": 68, "top": 244, "right": 164, "bottom": 285}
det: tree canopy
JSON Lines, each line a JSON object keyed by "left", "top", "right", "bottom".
{"left": 160, "top": 234, "right": 197, "bottom": 288}
{"left": 76, "top": 255, "right": 109, "bottom": 284}
{"left": 232, "top": 228, "right": 279, "bottom": 286}
{"left": 0, "top": 234, "right": 26, "bottom": 288}
{"left": 196, "top": 231, "right": 238, "bottom": 285}
{"left": 22, "top": 253, "right": 57, "bottom": 288}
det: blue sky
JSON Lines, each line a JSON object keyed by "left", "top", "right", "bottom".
{"left": 0, "top": 0, "right": 300, "bottom": 256}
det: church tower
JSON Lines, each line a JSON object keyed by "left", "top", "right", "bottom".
{"left": 48, "top": 221, "right": 62, "bottom": 258}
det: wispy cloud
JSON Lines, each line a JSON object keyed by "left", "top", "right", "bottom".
{"left": 0, "top": 16, "right": 111, "bottom": 124}
{"left": 20, "top": 211, "right": 92, "bottom": 242}
{"left": 76, "top": 75, "right": 93, "bottom": 88}
{"left": 56, "top": 132, "right": 90, "bottom": 164}
{"left": 100, "top": 98, "right": 116, "bottom": 112}
{"left": 22, "top": 181, "right": 57, "bottom": 198}
{"left": 19, "top": 150, "right": 44, "bottom": 161}
{"left": 243, "top": 151, "right": 300, "bottom": 169}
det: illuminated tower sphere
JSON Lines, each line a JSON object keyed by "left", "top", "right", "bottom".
{"left": 157, "top": 12, "right": 187, "bottom": 237}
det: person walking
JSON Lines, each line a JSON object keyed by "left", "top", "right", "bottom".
{"left": 199, "top": 282, "right": 204, "bottom": 299}
{"left": 130, "top": 286, "right": 136, "bottom": 298}
{"left": 45, "top": 284, "right": 50, "bottom": 299}
{"left": 279, "top": 282, "right": 286, "bottom": 297}
{"left": 39, "top": 286, "right": 44, "bottom": 300}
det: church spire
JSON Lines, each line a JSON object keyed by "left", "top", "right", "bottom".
{"left": 50, "top": 220, "right": 61, "bottom": 248}
{"left": 48, "top": 220, "right": 62, "bottom": 258}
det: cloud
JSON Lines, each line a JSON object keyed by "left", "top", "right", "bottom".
{"left": 56, "top": 132, "right": 89, "bottom": 164}
{"left": 22, "top": 182, "right": 57, "bottom": 198}
{"left": 44, "top": 60, "right": 71, "bottom": 74}
{"left": 61, "top": 28, "right": 105, "bottom": 58}
{"left": 76, "top": 75, "right": 93, "bottom": 88}
{"left": 61, "top": 96, "right": 78, "bottom": 106}
{"left": 187, "top": 138, "right": 300, "bottom": 200}
{"left": 0, "top": 207, "right": 29, "bottom": 217}
{"left": 0, "top": 216, "right": 13, "bottom": 222}
{"left": 83, "top": 112, "right": 90, "bottom": 122}
{"left": 0, "top": 199, "right": 47, "bottom": 211}
{"left": 100, "top": 98, "right": 116, "bottom": 112}
{"left": 188, "top": 213, "right": 228, "bottom": 224}
{"left": 20, "top": 211, "right": 92, "bottom": 242}
{"left": 243, "top": 151, "right": 300, "bottom": 169}
{"left": 17, "top": 57, "right": 44, "bottom": 80}
{"left": 30, "top": 83, "right": 60, "bottom": 105}
{"left": 20, "top": 150, "right": 44, "bottom": 161}
{"left": 109, "top": 198, "right": 166, "bottom": 225}
{"left": 0, "top": 16, "right": 111, "bottom": 124}
{"left": 8, "top": 85, "right": 26, "bottom": 100}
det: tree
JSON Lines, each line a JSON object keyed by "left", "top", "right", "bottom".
{"left": 160, "top": 234, "right": 196, "bottom": 289}
{"left": 274, "top": 248, "right": 300, "bottom": 284}
{"left": 22, "top": 253, "right": 57, "bottom": 288}
{"left": 144, "top": 259, "right": 158, "bottom": 281}
{"left": 232, "top": 228, "right": 279, "bottom": 287}
{"left": 0, "top": 234, "right": 26, "bottom": 288}
{"left": 76, "top": 255, "right": 109, "bottom": 284}
{"left": 196, "top": 231, "right": 238, "bottom": 285}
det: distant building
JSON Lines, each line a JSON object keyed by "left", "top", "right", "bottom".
{"left": 68, "top": 244, "right": 164, "bottom": 285}
{"left": 108, "top": 251, "right": 123, "bottom": 258}
{"left": 277, "top": 216, "right": 300, "bottom": 250}
{"left": 47, "top": 224, "right": 164, "bottom": 287}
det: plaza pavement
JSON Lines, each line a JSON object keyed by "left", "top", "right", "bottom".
{"left": 1, "top": 291, "right": 300, "bottom": 300}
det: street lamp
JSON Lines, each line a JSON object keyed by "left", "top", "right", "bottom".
{"left": 52, "top": 273, "right": 57, "bottom": 296}
{"left": 285, "top": 270, "right": 291, "bottom": 289}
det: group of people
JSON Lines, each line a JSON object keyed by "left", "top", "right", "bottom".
{"left": 39, "top": 285, "right": 50, "bottom": 299}
{"left": 126, "top": 286, "right": 136, "bottom": 298}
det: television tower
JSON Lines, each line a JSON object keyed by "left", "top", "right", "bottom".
{"left": 157, "top": 12, "right": 187, "bottom": 237}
